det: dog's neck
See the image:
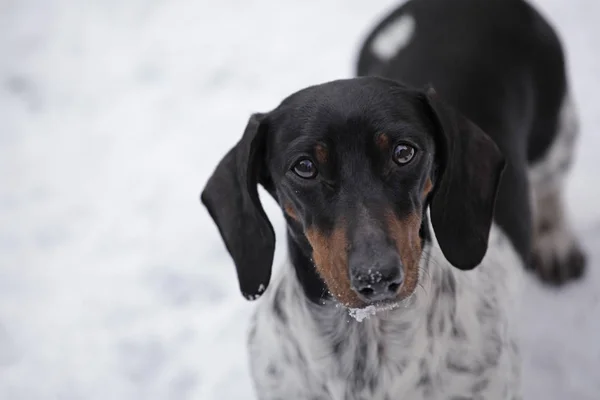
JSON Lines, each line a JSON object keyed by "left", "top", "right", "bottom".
{"left": 276, "top": 236, "right": 451, "bottom": 379}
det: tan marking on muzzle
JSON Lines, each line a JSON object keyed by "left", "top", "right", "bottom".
{"left": 385, "top": 211, "right": 423, "bottom": 299}
{"left": 284, "top": 203, "right": 299, "bottom": 221}
{"left": 305, "top": 222, "right": 362, "bottom": 307}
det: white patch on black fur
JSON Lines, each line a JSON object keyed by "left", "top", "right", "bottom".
{"left": 371, "top": 14, "right": 416, "bottom": 61}
{"left": 248, "top": 217, "right": 524, "bottom": 400}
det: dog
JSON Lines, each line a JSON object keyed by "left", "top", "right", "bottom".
{"left": 201, "top": 0, "right": 585, "bottom": 399}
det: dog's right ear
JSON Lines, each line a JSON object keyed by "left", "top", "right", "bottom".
{"left": 201, "top": 113, "right": 275, "bottom": 301}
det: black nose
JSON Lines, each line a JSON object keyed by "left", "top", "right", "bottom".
{"left": 350, "top": 253, "right": 404, "bottom": 303}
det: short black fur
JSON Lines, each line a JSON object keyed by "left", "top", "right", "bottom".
{"left": 201, "top": 113, "right": 275, "bottom": 299}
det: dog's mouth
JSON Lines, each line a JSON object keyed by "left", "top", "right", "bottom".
{"left": 346, "top": 299, "right": 403, "bottom": 322}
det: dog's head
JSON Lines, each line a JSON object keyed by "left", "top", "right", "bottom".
{"left": 201, "top": 77, "right": 504, "bottom": 308}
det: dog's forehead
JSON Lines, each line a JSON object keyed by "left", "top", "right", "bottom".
{"left": 279, "top": 78, "right": 421, "bottom": 116}
{"left": 271, "top": 78, "right": 430, "bottom": 144}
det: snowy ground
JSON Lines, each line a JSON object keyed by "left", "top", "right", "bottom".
{"left": 0, "top": 0, "right": 599, "bottom": 399}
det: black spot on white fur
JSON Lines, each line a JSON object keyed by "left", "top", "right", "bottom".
{"left": 272, "top": 286, "right": 287, "bottom": 323}
{"left": 441, "top": 270, "right": 457, "bottom": 296}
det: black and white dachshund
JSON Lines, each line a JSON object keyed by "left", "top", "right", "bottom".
{"left": 201, "top": 0, "right": 585, "bottom": 398}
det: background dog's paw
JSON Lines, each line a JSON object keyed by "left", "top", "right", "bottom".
{"left": 529, "top": 236, "right": 587, "bottom": 285}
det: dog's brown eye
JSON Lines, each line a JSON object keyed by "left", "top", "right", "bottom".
{"left": 293, "top": 159, "right": 318, "bottom": 179}
{"left": 393, "top": 144, "right": 416, "bottom": 165}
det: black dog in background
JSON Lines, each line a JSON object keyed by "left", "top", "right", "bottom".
{"left": 357, "top": 0, "right": 586, "bottom": 285}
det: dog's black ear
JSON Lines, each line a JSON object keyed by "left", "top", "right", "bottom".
{"left": 424, "top": 87, "right": 505, "bottom": 270}
{"left": 201, "top": 113, "right": 275, "bottom": 300}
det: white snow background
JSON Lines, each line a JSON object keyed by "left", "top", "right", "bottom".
{"left": 0, "top": 0, "right": 599, "bottom": 399}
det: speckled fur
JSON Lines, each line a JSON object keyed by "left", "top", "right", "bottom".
{"left": 528, "top": 94, "right": 586, "bottom": 282}
{"left": 248, "top": 220, "right": 523, "bottom": 400}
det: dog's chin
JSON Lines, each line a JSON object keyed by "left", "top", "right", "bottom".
{"left": 333, "top": 287, "right": 420, "bottom": 321}
{"left": 345, "top": 299, "right": 402, "bottom": 322}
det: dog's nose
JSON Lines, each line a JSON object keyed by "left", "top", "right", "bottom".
{"left": 350, "top": 253, "right": 404, "bottom": 303}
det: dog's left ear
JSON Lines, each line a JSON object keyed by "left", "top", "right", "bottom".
{"left": 201, "top": 113, "right": 275, "bottom": 300}
{"left": 423, "top": 87, "right": 505, "bottom": 270}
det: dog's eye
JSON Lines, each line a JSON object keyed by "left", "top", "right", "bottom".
{"left": 393, "top": 144, "right": 416, "bottom": 165}
{"left": 292, "top": 159, "right": 318, "bottom": 179}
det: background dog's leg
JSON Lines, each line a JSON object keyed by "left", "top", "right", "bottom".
{"left": 528, "top": 94, "right": 586, "bottom": 284}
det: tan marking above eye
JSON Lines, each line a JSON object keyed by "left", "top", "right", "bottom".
{"left": 376, "top": 133, "right": 390, "bottom": 151}
{"left": 315, "top": 144, "right": 328, "bottom": 164}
